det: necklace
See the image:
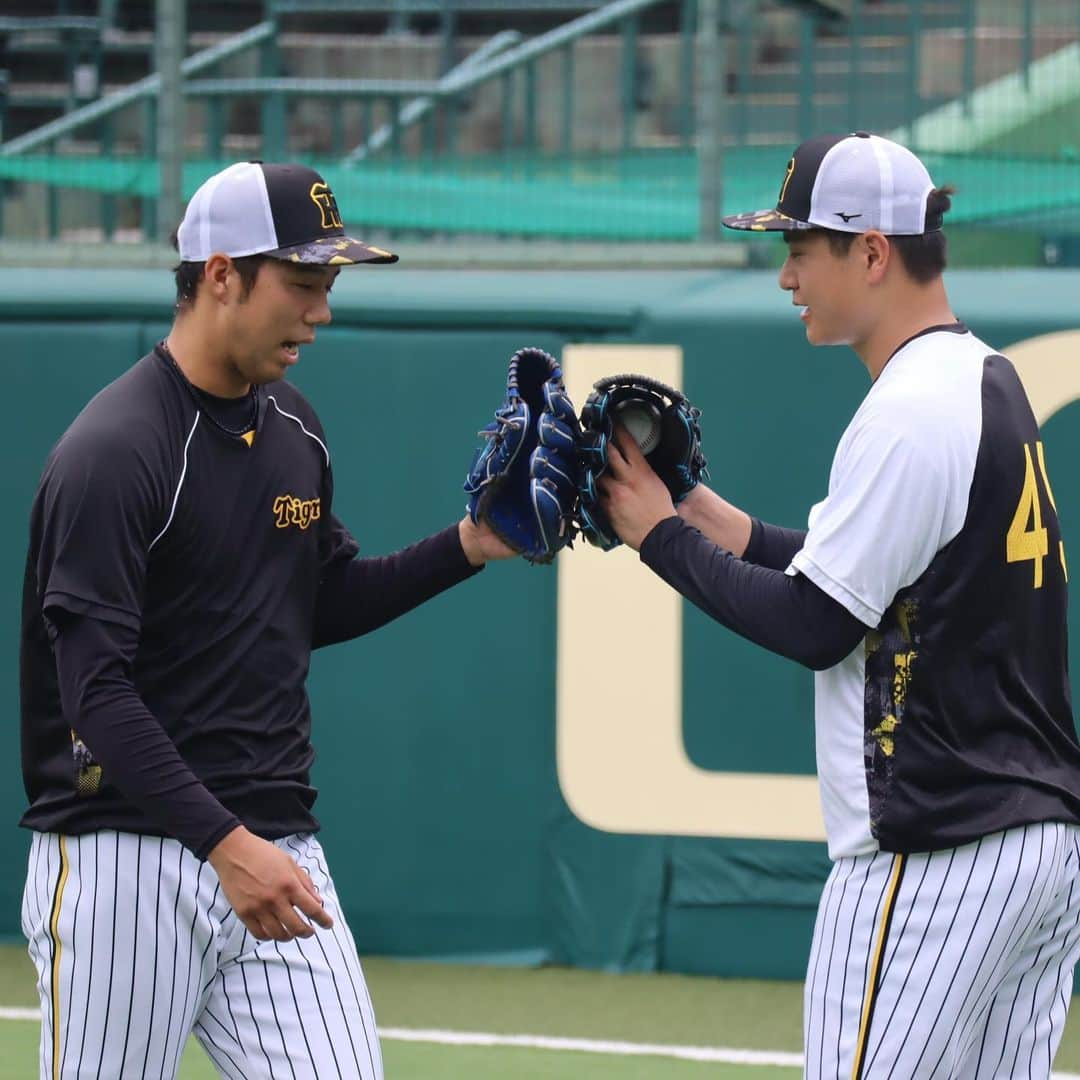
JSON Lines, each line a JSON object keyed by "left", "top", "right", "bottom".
{"left": 161, "top": 343, "right": 258, "bottom": 439}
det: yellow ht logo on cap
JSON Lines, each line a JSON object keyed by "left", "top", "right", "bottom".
{"left": 309, "top": 183, "right": 343, "bottom": 230}
{"left": 778, "top": 155, "right": 796, "bottom": 203}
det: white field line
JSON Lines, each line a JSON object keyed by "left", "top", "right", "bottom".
{"left": 380, "top": 1027, "right": 802, "bottom": 1066}
{"left": 3, "top": 1010, "right": 1080, "bottom": 1078}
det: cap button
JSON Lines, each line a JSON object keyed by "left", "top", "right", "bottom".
{"left": 853, "top": 131, "right": 871, "bottom": 138}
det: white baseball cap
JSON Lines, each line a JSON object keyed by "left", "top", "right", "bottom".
{"left": 723, "top": 132, "right": 941, "bottom": 236}
{"left": 177, "top": 161, "right": 398, "bottom": 265}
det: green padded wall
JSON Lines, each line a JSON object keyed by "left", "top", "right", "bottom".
{"left": 1, "top": 267, "right": 1078, "bottom": 990}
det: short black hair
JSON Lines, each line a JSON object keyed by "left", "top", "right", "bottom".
{"left": 785, "top": 187, "right": 955, "bottom": 284}
{"left": 169, "top": 229, "right": 270, "bottom": 308}
{"left": 173, "top": 256, "right": 270, "bottom": 308}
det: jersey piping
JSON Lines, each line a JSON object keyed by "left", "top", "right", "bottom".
{"left": 48, "top": 836, "right": 70, "bottom": 1079}
{"left": 268, "top": 394, "right": 330, "bottom": 467}
{"left": 148, "top": 412, "right": 200, "bottom": 552}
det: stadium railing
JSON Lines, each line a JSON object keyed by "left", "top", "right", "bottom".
{"left": 0, "top": 0, "right": 1076, "bottom": 264}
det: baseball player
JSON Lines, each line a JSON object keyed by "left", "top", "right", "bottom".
{"left": 599, "top": 132, "right": 1080, "bottom": 1077}
{"left": 19, "top": 161, "right": 517, "bottom": 1078}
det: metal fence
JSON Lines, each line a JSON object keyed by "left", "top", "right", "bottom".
{"left": 0, "top": 0, "right": 1077, "bottom": 262}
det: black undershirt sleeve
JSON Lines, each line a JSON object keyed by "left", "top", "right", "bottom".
{"left": 743, "top": 517, "right": 809, "bottom": 570}
{"left": 51, "top": 613, "right": 241, "bottom": 859}
{"left": 640, "top": 516, "right": 868, "bottom": 670}
{"left": 313, "top": 524, "right": 482, "bottom": 648}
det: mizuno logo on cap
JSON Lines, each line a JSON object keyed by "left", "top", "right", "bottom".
{"left": 835, "top": 211, "right": 863, "bottom": 223}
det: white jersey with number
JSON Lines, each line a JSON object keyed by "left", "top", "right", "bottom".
{"left": 788, "top": 325, "right": 1080, "bottom": 860}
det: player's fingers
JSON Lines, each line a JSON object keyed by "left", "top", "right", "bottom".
{"left": 293, "top": 884, "right": 334, "bottom": 930}
{"left": 298, "top": 865, "right": 323, "bottom": 902}
{"left": 241, "top": 912, "right": 276, "bottom": 942}
{"left": 605, "top": 442, "right": 630, "bottom": 481}
{"left": 253, "top": 901, "right": 297, "bottom": 941}
{"left": 272, "top": 902, "right": 316, "bottom": 941}
{"left": 610, "top": 428, "right": 633, "bottom": 463}
{"left": 612, "top": 423, "right": 644, "bottom": 465}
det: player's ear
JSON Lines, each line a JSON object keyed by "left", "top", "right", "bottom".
{"left": 861, "top": 231, "right": 891, "bottom": 284}
{"left": 204, "top": 254, "right": 233, "bottom": 302}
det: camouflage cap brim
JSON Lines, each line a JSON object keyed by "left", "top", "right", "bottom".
{"left": 267, "top": 236, "right": 399, "bottom": 265}
{"left": 721, "top": 208, "right": 813, "bottom": 232}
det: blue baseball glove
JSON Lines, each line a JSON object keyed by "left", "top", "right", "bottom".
{"left": 577, "top": 373, "right": 708, "bottom": 551}
{"left": 464, "top": 347, "right": 581, "bottom": 564}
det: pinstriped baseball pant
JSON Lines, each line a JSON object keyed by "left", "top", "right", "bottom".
{"left": 21, "top": 830, "right": 383, "bottom": 1079}
{"left": 805, "top": 822, "right": 1080, "bottom": 1079}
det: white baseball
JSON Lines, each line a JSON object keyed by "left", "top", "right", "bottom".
{"left": 616, "top": 400, "right": 662, "bottom": 455}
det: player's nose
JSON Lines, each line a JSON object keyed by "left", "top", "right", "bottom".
{"left": 778, "top": 258, "right": 797, "bottom": 292}
{"left": 307, "top": 296, "right": 332, "bottom": 326}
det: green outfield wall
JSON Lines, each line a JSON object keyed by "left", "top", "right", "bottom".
{"left": 2, "top": 267, "right": 1079, "bottom": 986}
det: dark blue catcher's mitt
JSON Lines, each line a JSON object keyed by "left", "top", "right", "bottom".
{"left": 577, "top": 373, "right": 708, "bottom": 551}
{"left": 464, "top": 347, "right": 581, "bottom": 564}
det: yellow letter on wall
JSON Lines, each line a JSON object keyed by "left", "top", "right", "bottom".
{"left": 557, "top": 344, "right": 826, "bottom": 840}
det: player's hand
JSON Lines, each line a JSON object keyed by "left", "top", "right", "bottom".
{"left": 598, "top": 424, "right": 677, "bottom": 552}
{"left": 207, "top": 826, "right": 333, "bottom": 942}
{"left": 458, "top": 514, "right": 518, "bottom": 566}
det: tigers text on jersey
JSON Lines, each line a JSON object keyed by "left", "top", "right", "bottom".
{"left": 20, "top": 345, "right": 359, "bottom": 843}
{"left": 789, "top": 325, "right": 1080, "bottom": 859}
